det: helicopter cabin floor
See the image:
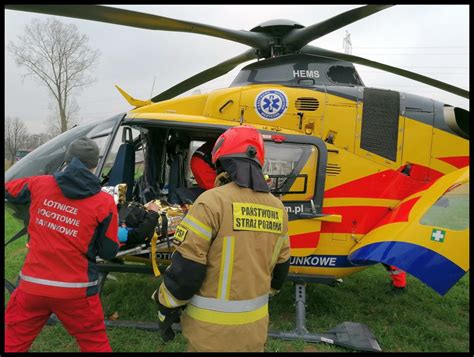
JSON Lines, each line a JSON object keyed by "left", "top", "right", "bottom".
{"left": 4, "top": 209, "right": 469, "bottom": 352}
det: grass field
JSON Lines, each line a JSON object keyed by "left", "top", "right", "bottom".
{"left": 4, "top": 210, "right": 470, "bottom": 352}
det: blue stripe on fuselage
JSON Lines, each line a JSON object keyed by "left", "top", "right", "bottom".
{"left": 349, "top": 241, "right": 466, "bottom": 296}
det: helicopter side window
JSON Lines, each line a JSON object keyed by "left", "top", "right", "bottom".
{"left": 326, "top": 65, "right": 363, "bottom": 86}
{"left": 100, "top": 125, "right": 142, "bottom": 195}
{"left": 55, "top": 134, "right": 112, "bottom": 173}
{"left": 263, "top": 142, "right": 316, "bottom": 199}
{"left": 420, "top": 182, "right": 469, "bottom": 231}
{"left": 185, "top": 140, "right": 206, "bottom": 187}
{"left": 101, "top": 126, "right": 141, "bottom": 174}
{"left": 134, "top": 144, "right": 145, "bottom": 183}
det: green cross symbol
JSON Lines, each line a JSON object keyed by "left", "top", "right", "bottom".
{"left": 431, "top": 229, "right": 446, "bottom": 243}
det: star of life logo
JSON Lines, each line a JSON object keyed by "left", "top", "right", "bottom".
{"left": 255, "top": 89, "right": 288, "bottom": 121}
{"left": 431, "top": 228, "right": 446, "bottom": 243}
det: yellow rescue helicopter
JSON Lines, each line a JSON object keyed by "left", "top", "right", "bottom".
{"left": 5, "top": 5, "right": 469, "bottom": 352}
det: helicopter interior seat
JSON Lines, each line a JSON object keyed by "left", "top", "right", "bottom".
{"left": 166, "top": 133, "right": 190, "bottom": 204}
{"left": 107, "top": 142, "right": 135, "bottom": 202}
{"left": 133, "top": 175, "right": 158, "bottom": 204}
{"left": 167, "top": 150, "right": 187, "bottom": 204}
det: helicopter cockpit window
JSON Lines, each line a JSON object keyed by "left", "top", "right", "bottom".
{"left": 88, "top": 120, "right": 117, "bottom": 157}
{"left": 56, "top": 118, "right": 118, "bottom": 172}
{"left": 253, "top": 63, "right": 296, "bottom": 82}
{"left": 5, "top": 116, "right": 118, "bottom": 181}
{"left": 420, "top": 182, "right": 469, "bottom": 231}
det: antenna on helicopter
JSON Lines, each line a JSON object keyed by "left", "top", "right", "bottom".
{"left": 343, "top": 30, "right": 352, "bottom": 54}
{"left": 149, "top": 76, "right": 157, "bottom": 99}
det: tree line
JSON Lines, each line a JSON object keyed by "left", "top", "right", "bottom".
{"left": 4, "top": 117, "right": 57, "bottom": 166}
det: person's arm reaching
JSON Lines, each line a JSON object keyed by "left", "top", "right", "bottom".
{"left": 96, "top": 200, "right": 120, "bottom": 260}
{"left": 270, "top": 210, "right": 291, "bottom": 296}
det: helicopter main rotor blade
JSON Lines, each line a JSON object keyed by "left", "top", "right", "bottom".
{"left": 283, "top": 5, "right": 393, "bottom": 50}
{"left": 151, "top": 49, "right": 258, "bottom": 103}
{"left": 302, "top": 45, "right": 469, "bottom": 99}
{"left": 5, "top": 5, "right": 270, "bottom": 50}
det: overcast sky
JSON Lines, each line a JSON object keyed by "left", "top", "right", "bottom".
{"left": 4, "top": 5, "right": 469, "bottom": 134}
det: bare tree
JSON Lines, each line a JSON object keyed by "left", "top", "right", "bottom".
{"left": 8, "top": 18, "right": 100, "bottom": 133}
{"left": 5, "top": 117, "right": 29, "bottom": 166}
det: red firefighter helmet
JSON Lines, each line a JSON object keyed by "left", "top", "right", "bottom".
{"left": 211, "top": 125, "right": 265, "bottom": 166}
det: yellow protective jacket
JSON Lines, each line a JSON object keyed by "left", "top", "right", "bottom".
{"left": 158, "top": 181, "right": 290, "bottom": 352}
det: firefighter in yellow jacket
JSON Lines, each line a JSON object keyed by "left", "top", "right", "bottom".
{"left": 152, "top": 125, "right": 290, "bottom": 352}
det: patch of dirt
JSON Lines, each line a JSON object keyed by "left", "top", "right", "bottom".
{"left": 303, "top": 345, "right": 320, "bottom": 352}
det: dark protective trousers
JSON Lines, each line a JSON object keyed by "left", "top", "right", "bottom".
{"left": 5, "top": 289, "right": 112, "bottom": 352}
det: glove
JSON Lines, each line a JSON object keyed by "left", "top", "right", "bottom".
{"left": 269, "top": 288, "right": 280, "bottom": 300}
{"left": 151, "top": 289, "right": 182, "bottom": 342}
{"left": 118, "top": 227, "right": 131, "bottom": 243}
{"left": 126, "top": 211, "right": 159, "bottom": 245}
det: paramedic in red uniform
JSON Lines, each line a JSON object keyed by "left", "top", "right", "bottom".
{"left": 5, "top": 137, "right": 120, "bottom": 352}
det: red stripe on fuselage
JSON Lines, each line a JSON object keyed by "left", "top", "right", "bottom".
{"left": 371, "top": 197, "right": 421, "bottom": 231}
{"left": 290, "top": 232, "right": 320, "bottom": 249}
{"left": 324, "top": 166, "right": 440, "bottom": 200}
{"left": 437, "top": 156, "right": 470, "bottom": 169}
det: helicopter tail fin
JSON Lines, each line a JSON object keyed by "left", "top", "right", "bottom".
{"left": 115, "top": 85, "right": 152, "bottom": 108}
{"left": 348, "top": 167, "right": 469, "bottom": 296}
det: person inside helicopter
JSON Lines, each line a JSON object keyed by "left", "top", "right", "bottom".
{"left": 173, "top": 140, "right": 217, "bottom": 204}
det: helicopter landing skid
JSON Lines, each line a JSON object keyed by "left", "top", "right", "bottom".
{"left": 268, "top": 281, "right": 382, "bottom": 352}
